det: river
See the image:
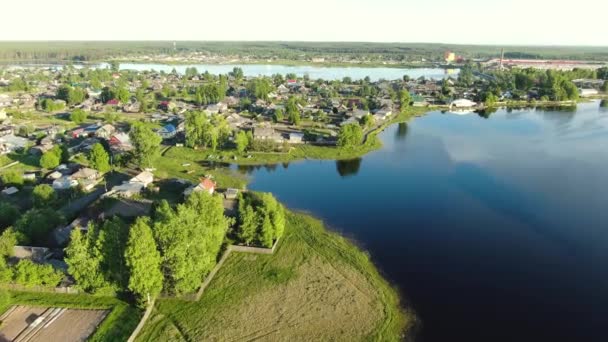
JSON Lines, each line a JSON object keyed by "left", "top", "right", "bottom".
{"left": 239, "top": 101, "right": 608, "bottom": 342}
{"left": 2, "top": 62, "right": 456, "bottom": 81}
{"left": 117, "top": 63, "right": 455, "bottom": 81}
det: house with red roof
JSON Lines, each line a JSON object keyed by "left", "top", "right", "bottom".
{"left": 183, "top": 177, "right": 216, "bottom": 197}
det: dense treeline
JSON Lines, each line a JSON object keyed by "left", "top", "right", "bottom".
{"left": 236, "top": 192, "right": 285, "bottom": 248}
{"left": 64, "top": 191, "right": 229, "bottom": 304}
{"left": 1, "top": 42, "right": 607, "bottom": 62}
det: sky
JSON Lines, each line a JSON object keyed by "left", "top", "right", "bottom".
{"left": 2, "top": 0, "right": 607, "bottom": 45}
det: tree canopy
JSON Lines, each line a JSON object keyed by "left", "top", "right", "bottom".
{"left": 89, "top": 143, "right": 111, "bottom": 173}
{"left": 153, "top": 191, "right": 228, "bottom": 294}
{"left": 125, "top": 218, "right": 163, "bottom": 306}
{"left": 337, "top": 123, "right": 364, "bottom": 148}
{"left": 129, "top": 122, "right": 162, "bottom": 168}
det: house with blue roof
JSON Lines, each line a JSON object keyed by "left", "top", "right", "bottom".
{"left": 158, "top": 124, "right": 177, "bottom": 139}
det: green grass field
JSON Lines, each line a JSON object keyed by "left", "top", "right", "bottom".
{"left": 0, "top": 291, "right": 142, "bottom": 342}
{"left": 136, "top": 211, "right": 413, "bottom": 341}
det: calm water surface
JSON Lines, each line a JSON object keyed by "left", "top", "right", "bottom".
{"left": 118, "top": 63, "right": 456, "bottom": 81}
{"left": 240, "top": 101, "right": 608, "bottom": 342}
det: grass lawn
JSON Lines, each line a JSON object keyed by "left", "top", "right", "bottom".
{"left": 155, "top": 148, "right": 248, "bottom": 189}
{"left": 0, "top": 291, "right": 142, "bottom": 342}
{"left": 136, "top": 211, "right": 414, "bottom": 341}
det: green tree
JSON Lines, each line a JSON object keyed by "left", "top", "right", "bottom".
{"left": 70, "top": 109, "right": 87, "bottom": 124}
{"left": 399, "top": 90, "right": 411, "bottom": 109}
{"left": 274, "top": 108, "right": 284, "bottom": 122}
{"left": 153, "top": 192, "right": 228, "bottom": 294}
{"left": 337, "top": 123, "right": 364, "bottom": 148}
{"left": 125, "top": 218, "right": 163, "bottom": 306}
{"left": 0, "top": 227, "right": 27, "bottom": 257}
{"left": 235, "top": 130, "right": 249, "bottom": 154}
{"left": 13, "top": 260, "right": 63, "bottom": 287}
{"left": 32, "top": 184, "right": 56, "bottom": 208}
{"left": 601, "top": 81, "right": 608, "bottom": 92}
{"left": 65, "top": 227, "right": 108, "bottom": 292}
{"left": 15, "top": 208, "right": 63, "bottom": 244}
{"left": 360, "top": 114, "right": 373, "bottom": 128}
{"left": 258, "top": 214, "right": 274, "bottom": 248}
{"left": 116, "top": 87, "right": 131, "bottom": 104}
{"left": 0, "top": 203, "right": 19, "bottom": 229}
{"left": 39, "top": 150, "right": 60, "bottom": 169}
{"left": 129, "top": 122, "right": 162, "bottom": 168}
{"left": 89, "top": 143, "right": 111, "bottom": 173}
{"left": 1, "top": 171, "right": 23, "bottom": 187}
{"left": 96, "top": 217, "right": 129, "bottom": 288}
{"left": 246, "top": 78, "right": 274, "bottom": 100}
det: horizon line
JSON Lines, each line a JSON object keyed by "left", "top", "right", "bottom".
{"left": 0, "top": 40, "right": 606, "bottom": 48}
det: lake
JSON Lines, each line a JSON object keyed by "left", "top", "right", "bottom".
{"left": 240, "top": 101, "right": 608, "bottom": 342}
{"left": 117, "top": 63, "right": 456, "bottom": 81}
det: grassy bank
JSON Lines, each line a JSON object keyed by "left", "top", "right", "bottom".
{"left": 137, "top": 211, "right": 413, "bottom": 341}
{"left": 156, "top": 107, "right": 428, "bottom": 171}
{"left": 0, "top": 291, "right": 142, "bottom": 342}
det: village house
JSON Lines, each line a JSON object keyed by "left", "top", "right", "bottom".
{"left": 104, "top": 171, "right": 154, "bottom": 199}
{"left": 109, "top": 132, "right": 132, "bottom": 153}
{"left": 70, "top": 167, "right": 101, "bottom": 191}
{"left": 288, "top": 132, "right": 305, "bottom": 144}
{"left": 158, "top": 124, "right": 177, "bottom": 139}
{"left": 12, "top": 246, "right": 52, "bottom": 263}
{"left": 52, "top": 176, "right": 78, "bottom": 190}
{"left": 374, "top": 109, "right": 393, "bottom": 121}
{"left": 206, "top": 102, "right": 228, "bottom": 114}
{"left": 95, "top": 124, "right": 116, "bottom": 139}
{"left": 183, "top": 177, "right": 216, "bottom": 197}
{"left": 29, "top": 143, "right": 54, "bottom": 156}
{"left": 1, "top": 187, "right": 19, "bottom": 196}
{"left": 253, "top": 126, "right": 283, "bottom": 143}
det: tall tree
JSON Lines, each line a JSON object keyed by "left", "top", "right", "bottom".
{"left": 89, "top": 143, "right": 111, "bottom": 173}
{"left": 337, "top": 123, "right": 364, "bottom": 148}
{"left": 65, "top": 227, "right": 108, "bottom": 292}
{"left": 153, "top": 192, "right": 228, "bottom": 294}
{"left": 125, "top": 218, "right": 163, "bottom": 306}
{"left": 129, "top": 122, "right": 162, "bottom": 168}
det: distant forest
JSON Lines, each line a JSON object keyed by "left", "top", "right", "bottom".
{"left": 0, "top": 41, "right": 607, "bottom": 62}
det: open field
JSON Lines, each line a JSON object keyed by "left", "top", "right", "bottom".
{"left": 136, "top": 211, "right": 413, "bottom": 341}
{"left": 0, "top": 292, "right": 142, "bottom": 342}
{"left": 0, "top": 305, "right": 108, "bottom": 342}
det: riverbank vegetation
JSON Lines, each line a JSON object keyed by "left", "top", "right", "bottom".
{"left": 136, "top": 211, "right": 412, "bottom": 341}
